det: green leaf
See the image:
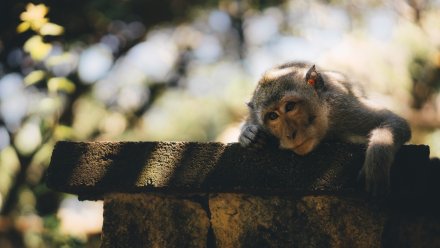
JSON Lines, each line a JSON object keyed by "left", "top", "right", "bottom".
{"left": 24, "top": 70, "right": 46, "bottom": 86}
{"left": 40, "top": 22, "right": 64, "bottom": 36}
{"left": 54, "top": 125, "right": 75, "bottom": 140}
{"left": 17, "top": 22, "right": 30, "bottom": 33}
{"left": 47, "top": 77, "right": 76, "bottom": 93}
{"left": 23, "top": 35, "right": 52, "bottom": 61}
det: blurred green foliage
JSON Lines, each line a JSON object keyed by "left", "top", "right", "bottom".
{"left": 0, "top": 0, "right": 440, "bottom": 247}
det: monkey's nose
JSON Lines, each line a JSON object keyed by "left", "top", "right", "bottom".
{"left": 287, "top": 130, "right": 297, "bottom": 140}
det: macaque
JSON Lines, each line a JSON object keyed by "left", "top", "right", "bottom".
{"left": 239, "top": 62, "right": 411, "bottom": 196}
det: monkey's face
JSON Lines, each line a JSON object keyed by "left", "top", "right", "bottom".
{"left": 253, "top": 63, "right": 329, "bottom": 155}
{"left": 261, "top": 94, "right": 328, "bottom": 155}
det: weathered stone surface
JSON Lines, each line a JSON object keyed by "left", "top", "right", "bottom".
{"left": 209, "top": 193, "right": 298, "bottom": 247}
{"left": 294, "top": 196, "right": 386, "bottom": 247}
{"left": 209, "top": 194, "right": 387, "bottom": 248}
{"left": 382, "top": 214, "right": 440, "bottom": 248}
{"left": 46, "top": 141, "right": 436, "bottom": 199}
{"left": 101, "top": 193, "right": 210, "bottom": 248}
{"left": 100, "top": 193, "right": 440, "bottom": 248}
{"left": 45, "top": 141, "right": 440, "bottom": 247}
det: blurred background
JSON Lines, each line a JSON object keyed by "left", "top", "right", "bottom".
{"left": 0, "top": 0, "right": 439, "bottom": 247}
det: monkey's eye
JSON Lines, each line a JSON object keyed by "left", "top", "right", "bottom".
{"left": 285, "top": 101, "right": 296, "bottom": 112}
{"left": 267, "top": 112, "right": 279, "bottom": 121}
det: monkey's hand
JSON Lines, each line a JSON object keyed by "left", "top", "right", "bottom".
{"left": 239, "top": 124, "right": 271, "bottom": 149}
{"left": 358, "top": 128, "right": 396, "bottom": 197}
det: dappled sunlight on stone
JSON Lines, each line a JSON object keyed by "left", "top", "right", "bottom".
{"left": 136, "top": 144, "right": 185, "bottom": 187}
{"left": 46, "top": 141, "right": 440, "bottom": 246}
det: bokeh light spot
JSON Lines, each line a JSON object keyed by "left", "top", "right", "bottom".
{"left": 78, "top": 44, "right": 113, "bottom": 84}
{"left": 14, "top": 120, "right": 42, "bottom": 155}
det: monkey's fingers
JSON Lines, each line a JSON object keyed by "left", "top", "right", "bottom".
{"left": 239, "top": 135, "right": 254, "bottom": 147}
{"left": 239, "top": 126, "right": 258, "bottom": 146}
{"left": 239, "top": 125, "right": 268, "bottom": 149}
{"left": 240, "top": 135, "right": 265, "bottom": 149}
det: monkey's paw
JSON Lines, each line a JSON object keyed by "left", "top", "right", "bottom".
{"left": 357, "top": 145, "right": 394, "bottom": 197}
{"left": 239, "top": 125, "right": 269, "bottom": 149}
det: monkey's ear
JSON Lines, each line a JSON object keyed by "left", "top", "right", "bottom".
{"left": 305, "top": 65, "right": 324, "bottom": 90}
{"left": 246, "top": 102, "right": 254, "bottom": 109}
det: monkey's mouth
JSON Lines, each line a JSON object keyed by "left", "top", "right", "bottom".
{"left": 280, "top": 139, "right": 316, "bottom": 156}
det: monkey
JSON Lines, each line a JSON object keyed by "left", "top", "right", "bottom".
{"left": 239, "top": 61, "right": 411, "bottom": 197}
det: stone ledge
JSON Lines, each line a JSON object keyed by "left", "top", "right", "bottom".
{"left": 46, "top": 141, "right": 438, "bottom": 201}
{"left": 46, "top": 141, "right": 440, "bottom": 247}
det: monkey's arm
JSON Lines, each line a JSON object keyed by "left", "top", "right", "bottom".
{"left": 336, "top": 101, "right": 411, "bottom": 196}
{"left": 362, "top": 111, "right": 410, "bottom": 196}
